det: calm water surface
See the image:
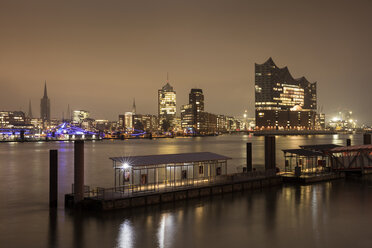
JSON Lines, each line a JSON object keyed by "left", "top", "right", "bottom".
{"left": 1, "top": 134, "right": 372, "bottom": 248}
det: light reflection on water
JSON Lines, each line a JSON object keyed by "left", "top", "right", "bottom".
{"left": 157, "top": 213, "right": 175, "bottom": 248}
{"left": 1, "top": 134, "right": 371, "bottom": 248}
{"left": 102, "top": 178, "right": 372, "bottom": 248}
{"left": 117, "top": 220, "right": 134, "bottom": 248}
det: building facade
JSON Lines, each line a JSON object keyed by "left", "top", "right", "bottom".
{"left": 158, "top": 82, "right": 176, "bottom": 129}
{"left": 118, "top": 115, "right": 125, "bottom": 129}
{"left": 255, "top": 58, "right": 317, "bottom": 130}
{"left": 0, "top": 111, "right": 26, "bottom": 128}
{"left": 315, "top": 113, "right": 326, "bottom": 130}
{"left": 40, "top": 82, "right": 51, "bottom": 121}
{"left": 124, "top": 112, "right": 133, "bottom": 132}
{"left": 133, "top": 114, "right": 158, "bottom": 133}
{"left": 72, "top": 110, "right": 90, "bottom": 125}
{"left": 180, "top": 88, "right": 218, "bottom": 135}
{"left": 181, "top": 89, "right": 205, "bottom": 134}
{"left": 180, "top": 104, "right": 194, "bottom": 132}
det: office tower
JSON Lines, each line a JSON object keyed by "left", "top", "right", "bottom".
{"left": 125, "top": 112, "right": 133, "bottom": 131}
{"left": 133, "top": 114, "right": 158, "bottom": 132}
{"left": 181, "top": 88, "right": 208, "bottom": 134}
{"left": 0, "top": 111, "right": 26, "bottom": 128}
{"left": 158, "top": 78, "right": 176, "bottom": 128}
{"left": 118, "top": 115, "right": 125, "bottom": 129}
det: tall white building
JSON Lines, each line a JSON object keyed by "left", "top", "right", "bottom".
{"left": 72, "top": 110, "right": 90, "bottom": 124}
{"left": 124, "top": 112, "right": 133, "bottom": 132}
{"left": 158, "top": 80, "right": 176, "bottom": 128}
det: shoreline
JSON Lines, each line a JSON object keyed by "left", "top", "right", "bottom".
{"left": 0, "top": 130, "right": 340, "bottom": 143}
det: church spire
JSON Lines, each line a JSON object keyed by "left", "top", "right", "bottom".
{"left": 28, "top": 99, "right": 33, "bottom": 118}
{"left": 132, "top": 98, "right": 136, "bottom": 114}
{"left": 40, "top": 80, "right": 51, "bottom": 121}
{"left": 67, "top": 104, "right": 70, "bottom": 120}
{"left": 43, "top": 80, "right": 48, "bottom": 98}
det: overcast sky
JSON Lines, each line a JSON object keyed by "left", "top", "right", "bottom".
{"left": 0, "top": 0, "right": 371, "bottom": 124}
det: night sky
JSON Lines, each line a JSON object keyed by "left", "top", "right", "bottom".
{"left": 0, "top": 0, "right": 371, "bottom": 124}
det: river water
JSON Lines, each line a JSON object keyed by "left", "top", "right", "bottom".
{"left": 1, "top": 134, "right": 372, "bottom": 248}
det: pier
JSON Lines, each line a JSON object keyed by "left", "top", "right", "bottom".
{"left": 65, "top": 171, "right": 282, "bottom": 211}
{"left": 62, "top": 133, "right": 372, "bottom": 211}
{"left": 65, "top": 151, "right": 282, "bottom": 211}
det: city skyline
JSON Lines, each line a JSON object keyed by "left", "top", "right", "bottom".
{"left": 0, "top": 1, "right": 371, "bottom": 124}
{"left": 2, "top": 62, "right": 369, "bottom": 126}
{"left": 1, "top": 2, "right": 372, "bottom": 247}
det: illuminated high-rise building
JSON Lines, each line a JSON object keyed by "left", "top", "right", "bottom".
{"left": 180, "top": 88, "right": 220, "bottom": 134}
{"left": 158, "top": 78, "right": 176, "bottom": 128}
{"left": 124, "top": 112, "right": 133, "bottom": 131}
{"left": 118, "top": 114, "right": 125, "bottom": 129}
{"left": 0, "top": 111, "right": 26, "bottom": 128}
{"left": 40, "top": 81, "right": 51, "bottom": 121}
{"left": 181, "top": 88, "right": 211, "bottom": 134}
{"left": 255, "top": 58, "right": 317, "bottom": 129}
{"left": 72, "top": 110, "right": 90, "bottom": 124}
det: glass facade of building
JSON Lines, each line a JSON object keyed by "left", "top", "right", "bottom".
{"left": 158, "top": 82, "right": 176, "bottom": 128}
{"left": 255, "top": 58, "right": 317, "bottom": 129}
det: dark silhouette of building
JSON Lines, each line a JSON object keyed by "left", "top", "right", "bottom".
{"left": 40, "top": 81, "right": 51, "bottom": 121}
{"left": 190, "top": 88, "right": 204, "bottom": 124}
{"left": 181, "top": 88, "right": 217, "bottom": 134}
{"left": 132, "top": 98, "right": 136, "bottom": 114}
{"left": 181, "top": 89, "right": 204, "bottom": 133}
{"left": 66, "top": 104, "right": 71, "bottom": 121}
{"left": 255, "top": 58, "right": 317, "bottom": 129}
{"left": 28, "top": 99, "right": 33, "bottom": 119}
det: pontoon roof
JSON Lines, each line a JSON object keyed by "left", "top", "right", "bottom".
{"left": 329, "top": 144, "right": 372, "bottom": 153}
{"left": 299, "top": 144, "right": 341, "bottom": 151}
{"left": 110, "top": 152, "right": 231, "bottom": 167}
{"left": 282, "top": 149, "right": 323, "bottom": 157}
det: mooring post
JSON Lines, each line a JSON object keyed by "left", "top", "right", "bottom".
{"left": 363, "top": 133, "right": 371, "bottom": 145}
{"left": 246, "top": 143, "right": 252, "bottom": 172}
{"left": 265, "top": 136, "right": 272, "bottom": 171}
{"left": 271, "top": 136, "right": 276, "bottom": 170}
{"left": 264, "top": 136, "right": 270, "bottom": 171}
{"left": 74, "top": 140, "right": 84, "bottom": 203}
{"left": 265, "top": 136, "right": 276, "bottom": 172}
{"left": 346, "top": 138, "right": 351, "bottom": 146}
{"left": 49, "top": 149, "right": 58, "bottom": 208}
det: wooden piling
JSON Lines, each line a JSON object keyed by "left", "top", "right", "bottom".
{"left": 49, "top": 149, "right": 58, "bottom": 208}
{"left": 74, "top": 140, "right": 84, "bottom": 203}
{"left": 246, "top": 143, "right": 252, "bottom": 171}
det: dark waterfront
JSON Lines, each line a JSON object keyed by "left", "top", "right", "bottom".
{"left": 1, "top": 134, "right": 372, "bottom": 248}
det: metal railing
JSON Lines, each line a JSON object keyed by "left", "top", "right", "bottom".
{"left": 77, "top": 169, "right": 278, "bottom": 201}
